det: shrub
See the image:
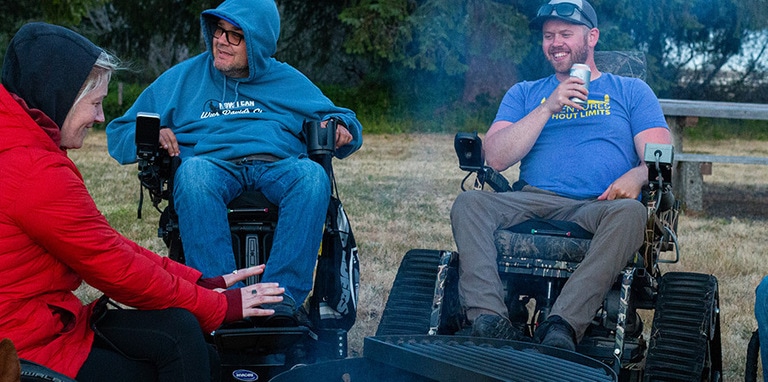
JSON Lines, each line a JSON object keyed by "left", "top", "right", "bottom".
{"left": 101, "top": 81, "right": 147, "bottom": 129}
{"left": 685, "top": 118, "right": 768, "bottom": 141}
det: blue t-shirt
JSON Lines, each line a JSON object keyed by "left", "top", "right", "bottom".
{"left": 494, "top": 73, "right": 668, "bottom": 199}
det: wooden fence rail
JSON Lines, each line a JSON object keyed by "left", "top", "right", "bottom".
{"left": 658, "top": 99, "right": 768, "bottom": 212}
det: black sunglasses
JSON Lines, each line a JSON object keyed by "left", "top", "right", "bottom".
{"left": 537, "top": 3, "right": 595, "bottom": 29}
{"left": 213, "top": 25, "right": 244, "bottom": 46}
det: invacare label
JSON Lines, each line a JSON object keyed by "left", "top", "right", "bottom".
{"left": 232, "top": 369, "right": 259, "bottom": 381}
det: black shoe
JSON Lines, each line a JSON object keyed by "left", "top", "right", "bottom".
{"left": 294, "top": 304, "right": 312, "bottom": 327}
{"left": 471, "top": 314, "right": 527, "bottom": 341}
{"left": 535, "top": 315, "right": 576, "bottom": 351}
{"left": 260, "top": 297, "right": 299, "bottom": 327}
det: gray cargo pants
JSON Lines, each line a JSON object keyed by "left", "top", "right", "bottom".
{"left": 450, "top": 186, "right": 646, "bottom": 342}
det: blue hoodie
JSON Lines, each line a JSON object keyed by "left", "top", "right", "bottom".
{"left": 106, "top": 0, "right": 362, "bottom": 164}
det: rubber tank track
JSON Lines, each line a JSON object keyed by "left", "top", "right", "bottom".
{"left": 376, "top": 249, "right": 441, "bottom": 336}
{"left": 644, "top": 272, "right": 720, "bottom": 381}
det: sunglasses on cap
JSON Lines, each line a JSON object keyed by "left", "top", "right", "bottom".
{"left": 537, "top": 3, "right": 596, "bottom": 29}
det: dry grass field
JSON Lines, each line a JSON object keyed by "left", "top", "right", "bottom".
{"left": 72, "top": 130, "right": 768, "bottom": 380}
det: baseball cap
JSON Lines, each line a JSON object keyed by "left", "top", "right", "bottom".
{"left": 529, "top": 0, "right": 598, "bottom": 30}
{"left": 216, "top": 14, "right": 241, "bottom": 29}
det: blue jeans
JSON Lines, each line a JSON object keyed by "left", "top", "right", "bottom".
{"left": 174, "top": 155, "right": 330, "bottom": 305}
{"left": 756, "top": 275, "right": 768, "bottom": 382}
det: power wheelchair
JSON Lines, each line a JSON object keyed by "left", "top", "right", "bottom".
{"left": 375, "top": 134, "right": 723, "bottom": 381}
{"left": 369, "top": 51, "right": 723, "bottom": 382}
{"left": 133, "top": 117, "right": 356, "bottom": 382}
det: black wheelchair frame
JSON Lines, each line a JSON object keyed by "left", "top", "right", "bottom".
{"left": 134, "top": 118, "right": 352, "bottom": 381}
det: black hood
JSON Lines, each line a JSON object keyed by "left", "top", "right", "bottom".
{"left": 1, "top": 22, "right": 103, "bottom": 129}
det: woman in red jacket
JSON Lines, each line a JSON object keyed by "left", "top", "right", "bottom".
{"left": 0, "top": 22, "right": 284, "bottom": 381}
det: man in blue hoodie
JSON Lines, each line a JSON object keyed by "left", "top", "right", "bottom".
{"left": 107, "top": 0, "right": 363, "bottom": 321}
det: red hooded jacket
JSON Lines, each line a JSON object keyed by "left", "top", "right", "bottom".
{"left": 0, "top": 84, "right": 229, "bottom": 378}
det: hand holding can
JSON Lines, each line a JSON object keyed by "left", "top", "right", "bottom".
{"left": 569, "top": 63, "right": 591, "bottom": 108}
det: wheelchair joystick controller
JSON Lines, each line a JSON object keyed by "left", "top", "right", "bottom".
{"left": 454, "top": 132, "right": 513, "bottom": 193}
{"left": 644, "top": 143, "right": 675, "bottom": 213}
{"left": 134, "top": 112, "right": 175, "bottom": 218}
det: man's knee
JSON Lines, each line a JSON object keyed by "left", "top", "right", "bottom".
{"left": 298, "top": 160, "right": 330, "bottom": 191}
{"left": 176, "top": 156, "right": 210, "bottom": 177}
{"left": 174, "top": 157, "right": 221, "bottom": 193}
{"left": 283, "top": 159, "right": 330, "bottom": 202}
{"left": 609, "top": 199, "right": 647, "bottom": 229}
{"left": 608, "top": 200, "right": 647, "bottom": 245}
{"left": 451, "top": 190, "right": 486, "bottom": 223}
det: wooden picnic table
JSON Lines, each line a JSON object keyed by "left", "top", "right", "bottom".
{"left": 657, "top": 99, "right": 768, "bottom": 212}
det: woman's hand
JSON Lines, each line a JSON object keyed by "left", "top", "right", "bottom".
{"left": 222, "top": 264, "right": 266, "bottom": 288}
{"left": 240, "top": 283, "right": 284, "bottom": 317}
{"left": 219, "top": 265, "right": 285, "bottom": 317}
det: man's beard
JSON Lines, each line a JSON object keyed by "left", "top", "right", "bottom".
{"left": 571, "top": 41, "right": 589, "bottom": 66}
{"left": 217, "top": 64, "right": 249, "bottom": 79}
{"left": 550, "top": 34, "right": 590, "bottom": 74}
{"left": 213, "top": 51, "right": 249, "bottom": 78}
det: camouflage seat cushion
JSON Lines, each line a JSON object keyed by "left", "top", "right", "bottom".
{"left": 494, "top": 219, "right": 592, "bottom": 278}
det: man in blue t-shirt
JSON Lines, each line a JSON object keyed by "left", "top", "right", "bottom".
{"left": 107, "top": 0, "right": 363, "bottom": 323}
{"left": 450, "top": 0, "right": 671, "bottom": 350}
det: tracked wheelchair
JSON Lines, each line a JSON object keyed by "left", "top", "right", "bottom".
{"left": 376, "top": 53, "right": 723, "bottom": 382}
{"left": 378, "top": 134, "right": 723, "bottom": 382}
{"left": 133, "top": 116, "right": 358, "bottom": 381}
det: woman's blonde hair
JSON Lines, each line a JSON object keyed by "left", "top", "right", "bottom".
{"left": 72, "top": 51, "right": 120, "bottom": 107}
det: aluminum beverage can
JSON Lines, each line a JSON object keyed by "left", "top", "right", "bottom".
{"left": 569, "top": 63, "right": 591, "bottom": 107}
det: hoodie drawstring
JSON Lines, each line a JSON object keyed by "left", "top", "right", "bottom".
{"left": 219, "top": 77, "right": 242, "bottom": 105}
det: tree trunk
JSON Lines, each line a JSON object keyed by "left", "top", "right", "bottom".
{"left": 462, "top": 55, "right": 519, "bottom": 103}
{"left": 462, "top": 0, "right": 519, "bottom": 103}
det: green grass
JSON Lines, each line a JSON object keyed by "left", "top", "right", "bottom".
{"left": 685, "top": 118, "right": 768, "bottom": 141}
{"left": 72, "top": 130, "right": 768, "bottom": 380}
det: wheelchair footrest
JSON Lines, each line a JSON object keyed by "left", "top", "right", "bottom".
{"left": 212, "top": 325, "right": 311, "bottom": 353}
{"left": 577, "top": 334, "right": 646, "bottom": 365}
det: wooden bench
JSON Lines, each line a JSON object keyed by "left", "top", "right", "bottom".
{"left": 659, "top": 99, "right": 768, "bottom": 212}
